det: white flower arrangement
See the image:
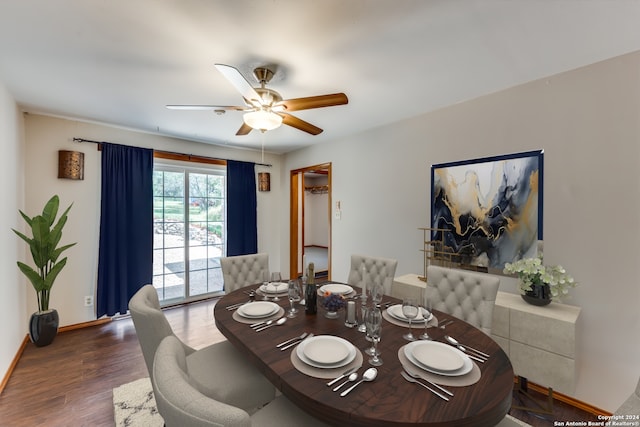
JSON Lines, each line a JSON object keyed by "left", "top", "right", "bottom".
{"left": 503, "top": 254, "right": 577, "bottom": 299}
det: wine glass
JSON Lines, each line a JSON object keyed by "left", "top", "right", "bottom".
{"left": 365, "top": 307, "right": 383, "bottom": 366}
{"left": 270, "top": 272, "right": 282, "bottom": 301}
{"left": 357, "top": 294, "right": 368, "bottom": 333}
{"left": 402, "top": 297, "right": 419, "bottom": 341}
{"left": 419, "top": 294, "right": 433, "bottom": 340}
{"left": 370, "top": 281, "right": 383, "bottom": 308}
{"left": 286, "top": 280, "right": 301, "bottom": 318}
{"left": 261, "top": 270, "right": 270, "bottom": 300}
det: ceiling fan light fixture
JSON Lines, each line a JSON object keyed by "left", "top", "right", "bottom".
{"left": 243, "top": 109, "right": 283, "bottom": 131}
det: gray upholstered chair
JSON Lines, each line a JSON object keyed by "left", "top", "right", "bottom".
{"left": 221, "top": 253, "right": 269, "bottom": 293}
{"left": 347, "top": 254, "right": 398, "bottom": 296}
{"left": 615, "top": 376, "right": 640, "bottom": 416}
{"left": 152, "top": 335, "right": 329, "bottom": 427}
{"left": 128, "top": 285, "right": 275, "bottom": 413}
{"left": 425, "top": 265, "right": 500, "bottom": 335}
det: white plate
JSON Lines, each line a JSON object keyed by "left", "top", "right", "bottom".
{"left": 260, "top": 282, "right": 288, "bottom": 294}
{"left": 296, "top": 335, "right": 356, "bottom": 368}
{"left": 404, "top": 341, "right": 473, "bottom": 376}
{"left": 318, "top": 284, "right": 354, "bottom": 295}
{"left": 387, "top": 304, "right": 431, "bottom": 323}
{"left": 236, "top": 301, "right": 280, "bottom": 318}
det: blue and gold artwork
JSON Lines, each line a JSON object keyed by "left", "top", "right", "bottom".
{"left": 431, "top": 150, "right": 543, "bottom": 269}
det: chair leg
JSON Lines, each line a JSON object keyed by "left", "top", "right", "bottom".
{"left": 511, "top": 376, "right": 554, "bottom": 415}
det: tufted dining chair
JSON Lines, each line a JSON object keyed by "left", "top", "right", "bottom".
{"left": 152, "top": 335, "right": 329, "bottom": 427}
{"left": 221, "top": 253, "right": 269, "bottom": 293}
{"left": 128, "top": 285, "right": 276, "bottom": 413}
{"left": 425, "top": 265, "right": 500, "bottom": 335}
{"left": 347, "top": 254, "right": 398, "bottom": 296}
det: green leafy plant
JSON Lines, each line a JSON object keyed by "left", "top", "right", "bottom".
{"left": 503, "top": 254, "right": 577, "bottom": 299}
{"left": 12, "top": 195, "right": 76, "bottom": 312}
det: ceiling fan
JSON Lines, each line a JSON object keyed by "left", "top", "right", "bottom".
{"left": 167, "top": 64, "right": 348, "bottom": 136}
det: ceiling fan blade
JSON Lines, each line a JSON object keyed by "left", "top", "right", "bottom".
{"left": 166, "top": 105, "right": 247, "bottom": 111}
{"left": 214, "top": 64, "right": 262, "bottom": 106}
{"left": 281, "top": 113, "right": 323, "bottom": 135}
{"left": 235, "top": 122, "right": 253, "bottom": 136}
{"left": 279, "top": 93, "right": 348, "bottom": 112}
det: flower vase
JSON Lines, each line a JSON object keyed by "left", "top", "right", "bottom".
{"left": 521, "top": 283, "right": 552, "bottom": 306}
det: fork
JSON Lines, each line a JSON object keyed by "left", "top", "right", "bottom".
{"left": 400, "top": 371, "right": 449, "bottom": 401}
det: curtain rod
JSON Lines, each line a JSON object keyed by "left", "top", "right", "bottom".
{"left": 72, "top": 137, "right": 272, "bottom": 167}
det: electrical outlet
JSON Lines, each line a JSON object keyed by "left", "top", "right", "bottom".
{"left": 84, "top": 296, "right": 93, "bottom": 306}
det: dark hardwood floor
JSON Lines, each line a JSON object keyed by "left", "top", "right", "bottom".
{"left": 0, "top": 298, "right": 604, "bottom": 426}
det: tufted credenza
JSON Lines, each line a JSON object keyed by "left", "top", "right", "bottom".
{"left": 392, "top": 273, "right": 581, "bottom": 395}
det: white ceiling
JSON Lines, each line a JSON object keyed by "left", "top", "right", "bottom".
{"left": 0, "top": 1, "right": 639, "bottom": 154}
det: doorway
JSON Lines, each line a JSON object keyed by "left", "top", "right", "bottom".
{"left": 289, "top": 163, "right": 331, "bottom": 281}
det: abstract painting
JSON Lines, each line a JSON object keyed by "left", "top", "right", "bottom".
{"left": 431, "top": 150, "right": 543, "bottom": 270}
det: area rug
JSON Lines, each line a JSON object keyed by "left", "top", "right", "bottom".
{"left": 113, "top": 377, "right": 531, "bottom": 426}
{"left": 112, "top": 377, "right": 163, "bottom": 427}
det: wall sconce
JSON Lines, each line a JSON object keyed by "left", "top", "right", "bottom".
{"left": 58, "top": 150, "right": 84, "bottom": 180}
{"left": 258, "top": 172, "right": 270, "bottom": 192}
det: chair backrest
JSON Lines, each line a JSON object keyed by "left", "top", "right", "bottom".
{"left": 347, "top": 254, "right": 398, "bottom": 295}
{"left": 221, "top": 253, "right": 269, "bottom": 293}
{"left": 426, "top": 265, "right": 500, "bottom": 335}
{"left": 128, "top": 284, "right": 194, "bottom": 379}
{"left": 152, "top": 336, "right": 252, "bottom": 427}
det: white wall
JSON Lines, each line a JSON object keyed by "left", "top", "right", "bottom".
{"left": 283, "top": 51, "right": 640, "bottom": 412}
{"left": 22, "top": 114, "right": 284, "bottom": 326}
{"left": 0, "top": 81, "right": 26, "bottom": 379}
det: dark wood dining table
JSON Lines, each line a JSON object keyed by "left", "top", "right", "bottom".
{"left": 214, "top": 284, "right": 514, "bottom": 427}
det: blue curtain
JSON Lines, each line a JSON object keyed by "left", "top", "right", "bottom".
{"left": 227, "top": 160, "right": 257, "bottom": 256}
{"left": 97, "top": 143, "right": 154, "bottom": 317}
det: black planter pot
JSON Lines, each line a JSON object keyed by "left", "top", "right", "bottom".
{"left": 29, "top": 309, "right": 59, "bottom": 347}
{"left": 521, "top": 284, "right": 552, "bottom": 306}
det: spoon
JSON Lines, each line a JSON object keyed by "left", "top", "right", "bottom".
{"left": 255, "top": 317, "right": 286, "bottom": 332}
{"left": 444, "top": 335, "right": 488, "bottom": 361}
{"left": 333, "top": 372, "right": 358, "bottom": 392}
{"left": 340, "top": 367, "right": 377, "bottom": 396}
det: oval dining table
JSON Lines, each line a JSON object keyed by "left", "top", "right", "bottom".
{"left": 214, "top": 284, "right": 514, "bottom": 427}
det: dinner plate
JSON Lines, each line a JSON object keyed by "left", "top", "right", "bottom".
{"left": 318, "top": 284, "right": 354, "bottom": 295}
{"left": 296, "top": 335, "right": 356, "bottom": 368}
{"left": 404, "top": 341, "right": 473, "bottom": 376}
{"left": 386, "top": 304, "right": 432, "bottom": 323}
{"left": 236, "top": 301, "right": 280, "bottom": 318}
{"left": 260, "top": 282, "right": 289, "bottom": 294}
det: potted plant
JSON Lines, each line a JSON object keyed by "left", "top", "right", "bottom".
{"left": 503, "top": 253, "right": 577, "bottom": 306}
{"left": 12, "top": 195, "right": 76, "bottom": 346}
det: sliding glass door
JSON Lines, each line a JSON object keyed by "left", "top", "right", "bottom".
{"left": 153, "top": 164, "right": 226, "bottom": 303}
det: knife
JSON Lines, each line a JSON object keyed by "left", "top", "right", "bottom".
{"left": 276, "top": 332, "right": 308, "bottom": 348}
{"left": 280, "top": 333, "right": 314, "bottom": 351}
{"left": 326, "top": 367, "right": 357, "bottom": 386}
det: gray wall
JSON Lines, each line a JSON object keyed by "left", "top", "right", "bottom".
{"left": 284, "top": 51, "right": 640, "bottom": 412}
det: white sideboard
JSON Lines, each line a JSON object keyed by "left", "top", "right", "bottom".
{"left": 392, "top": 274, "right": 581, "bottom": 395}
